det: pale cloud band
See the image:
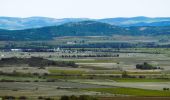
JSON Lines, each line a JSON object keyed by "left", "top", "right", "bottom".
{"left": 0, "top": 0, "right": 170, "bottom": 18}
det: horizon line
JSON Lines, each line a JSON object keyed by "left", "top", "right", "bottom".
{"left": 1, "top": 16, "right": 170, "bottom": 19}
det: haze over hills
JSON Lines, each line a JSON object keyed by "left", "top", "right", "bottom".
{"left": 1, "top": 16, "right": 170, "bottom": 30}
{"left": 0, "top": 17, "right": 89, "bottom": 30}
{"left": 98, "top": 16, "right": 170, "bottom": 26}
{"left": 0, "top": 20, "right": 170, "bottom": 41}
{"left": 123, "top": 21, "right": 170, "bottom": 27}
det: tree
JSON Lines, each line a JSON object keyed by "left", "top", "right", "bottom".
{"left": 61, "top": 96, "right": 69, "bottom": 100}
{"left": 122, "top": 71, "right": 128, "bottom": 78}
{"left": 70, "top": 95, "right": 78, "bottom": 100}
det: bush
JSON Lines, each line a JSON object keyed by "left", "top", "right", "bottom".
{"left": 34, "top": 80, "right": 39, "bottom": 82}
{"left": 3, "top": 96, "right": 15, "bottom": 100}
{"left": 122, "top": 71, "right": 128, "bottom": 78}
{"left": 61, "top": 96, "right": 69, "bottom": 100}
{"left": 38, "top": 96, "right": 44, "bottom": 99}
{"left": 163, "top": 88, "right": 170, "bottom": 91}
{"left": 70, "top": 95, "right": 78, "bottom": 100}
{"left": 18, "top": 96, "right": 27, "bottom": 100}
{"left": 45, "top": 97, "right": 54, "bottom": 100}
{"left": 136, "top": 62, "right": 159, "bottom": 70}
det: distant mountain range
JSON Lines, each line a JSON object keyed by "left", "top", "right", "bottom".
{"left": 0, "top": 21, "right": 170, "bottom": 41}
{"left": 0, "top": 17, "right": 89, "bottom": 30}
{"left": 98, "top": 17, "right": 170, "bottom": 26}
{"left": 1, "top": 16, "right": 170, "bottom": 30}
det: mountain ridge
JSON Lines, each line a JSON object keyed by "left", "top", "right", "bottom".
{"left": 1, "top": 16, "right": 170, "bottom": 30}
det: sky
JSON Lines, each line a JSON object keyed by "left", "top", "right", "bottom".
{"left": 0, "top": 0, "right": 170, "bottom": 19}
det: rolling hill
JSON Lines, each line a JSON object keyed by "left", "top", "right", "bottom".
{"left": 0, "top": 21, "right": 170, "bottom": 41}
{"left": 0, "top": 21, "right": 128, "bottom": 41}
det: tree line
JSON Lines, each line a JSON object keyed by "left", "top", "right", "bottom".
{"left": 0, "top": 57, "right": 78, "bottom": 68}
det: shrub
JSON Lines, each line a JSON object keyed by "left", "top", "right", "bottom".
{"left": 45, "top": 97, "right": 54, "bottom": 100}
{"left": 61, "top": 96, "right": 69, "bottom": 100}
{"left": 136, "top": 62, "right": 159, "bottom": 70}
{"left": 18, "top": 96, "right": 27, "bottom": 100}
{"left": 163, "top": 88, "right": 170, "bottom": 91}
{"left": 70, "top": 95, "right": 78, "bottom": 100}
{"left": 38, "top": 96, "right": 44, "bottom": 99}
{"left": 122, "top": 71, "right": 128, "bottom": 78}
{"left": 3, "top": 96, "right": 15, "bottom": 100}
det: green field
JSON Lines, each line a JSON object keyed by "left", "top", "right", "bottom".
{"left": 0, "top": 46, "right": 170, "bottom": 98}
{"left": 112, "top": 78, "right": 170, "bottom": 82}
{"left": 74, "top": 59, "right": 115, "bottom": 63}
{"left": 48, "top": 69, "right": 86, "bottom": 75}
{"left": 86, "top": 87, "right": 170, "bottom": 96}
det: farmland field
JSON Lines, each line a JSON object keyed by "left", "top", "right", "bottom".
{"left": 85, "top": 87, "right": 170, "bottom": 96}
{"left": 0, "top": 47, "right": 170, "bottom": 99}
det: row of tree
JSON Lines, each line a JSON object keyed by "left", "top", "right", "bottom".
{"left": 60, "top": 54, "right": 119, "bottom": 58}
{"left": 0, "top": 57, "right": 78, "bottom": 68}
{"left": 61, "top": 95, "right": 98, "bottom": 100}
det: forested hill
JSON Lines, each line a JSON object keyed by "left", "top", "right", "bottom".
{"left": 0, "top": 21, "right": 170, "bottom": 41}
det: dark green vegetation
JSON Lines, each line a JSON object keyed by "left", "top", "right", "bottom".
{"left": 0, "top": 21, "right": 170, "bottom": 41}
{"left": 61, "top": 95, "right": 98, "bottom": 100}
{"left": 0, "top": 57, "right": 78, "bottom": 67}
{"left": 1, "top": 96, "right": 27, "bottom": 100}
{"left": 136, "top": 62, "right": 160, "bottom": 70}
{"left": 0, "top": 95, "right": 97, "bottom": 100}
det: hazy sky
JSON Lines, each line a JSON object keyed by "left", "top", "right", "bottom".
{"left": 0, "top": 0, "right": 170, "bottom": 18}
